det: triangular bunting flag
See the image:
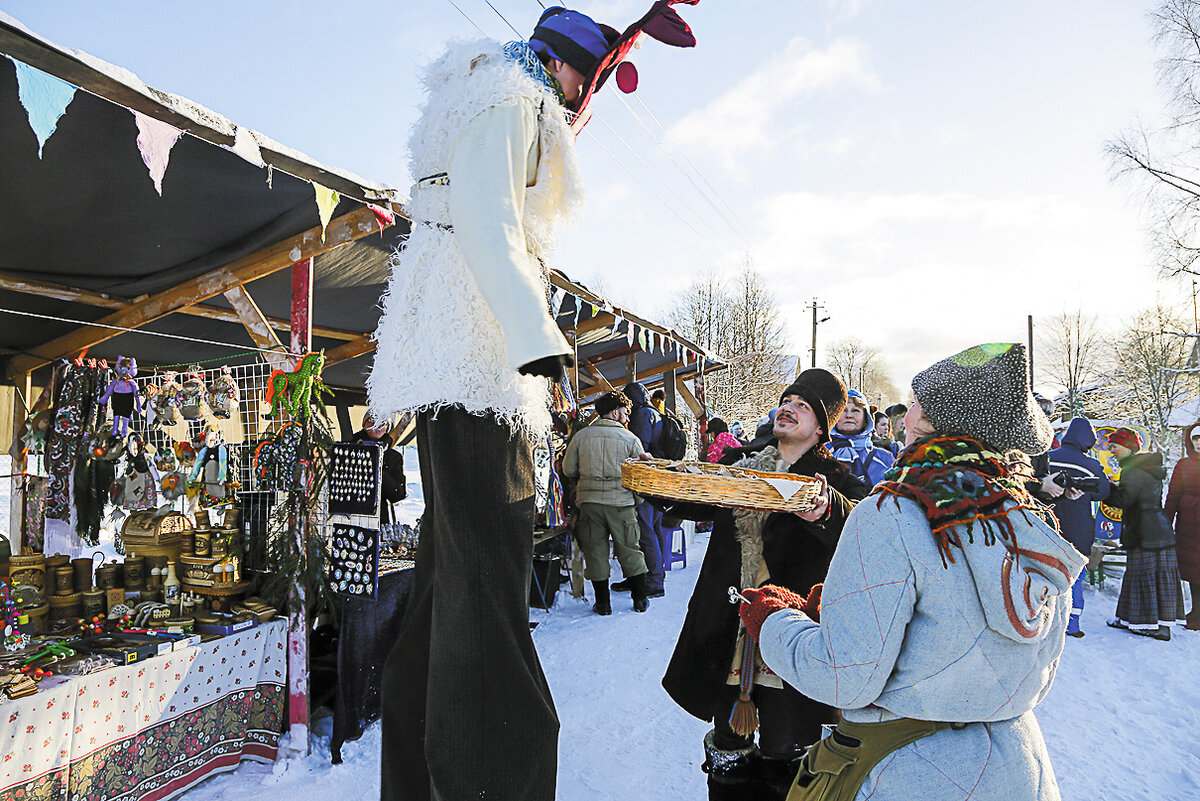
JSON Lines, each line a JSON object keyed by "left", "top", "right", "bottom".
{"left": 11, "top": 59, "right": 78, "bottom": 157}
{"left": 314, "top": 184, "right": 340, "bottom": 241}
{"left": 638, "top": 329, "right": 649, "bottom": 351}
{"left": 132, "top": 110, "right": 184, "bottom": 195}
{"left": 590, "top": 303, "right": 600, "bottom": 317}
{"left": 367, "top": 202, "right": 395, "bottom": 234}
{"left": 572, "top": 297, "right": 583, "bottom": 327}
{"left": 229, "top": 125, "right": 265, "bottom": 167}
{"left": 550, "top": 288, "right": 563, "bottom": 317}
{"left": 626, "top": 322, "right": 635, "bottom": 347}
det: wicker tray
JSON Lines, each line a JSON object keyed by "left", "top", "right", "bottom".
{"left": 621, "top": 458, "right": 822, "bottom": 512}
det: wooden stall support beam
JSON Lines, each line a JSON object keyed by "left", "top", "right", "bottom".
{"left": 674, "top": 376, "right": 704, "bottom": 418}
{"left": 324, "top": 335, "right": 375, "bottom": 367}
{"left": 625, "top": 353, "right": 636, "bottom": 386}
{"left": 579, "top": 360, "right": 688, "bottom": 405}
{"left": 572, "top": 311, "right": 616, "bottom": 336}
{"left": 663, "top": 368, "right": 678, "bottom": 416}
{"left": 0, "top": 272, "right": 364, "bottom": 342}
{"left": 285, "top": 257, "right": 313, "bottom": 756}
{"left": 223, "top": 284, "right": 290, "bottom": 369}
{"left": 6, "top": 206, "right": 383, "bottom": 378}
{"left": 580, "top": 360, "right": 616, "bottom": 394}
{"left": 8, "top": 373, "right": 30, "bottom": 554}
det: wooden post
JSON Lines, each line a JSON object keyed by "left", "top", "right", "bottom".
{"left": 286, "top": 258, "right": 313, "bottom": 757}
{"left": 8, "top": 374, "right": 30, "bottom": 553}
{"left": 663, "top": 368, "right": 678, "bottom": 415}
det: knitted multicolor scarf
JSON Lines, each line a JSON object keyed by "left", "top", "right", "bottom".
{"left": 874, "top": 434, "right": 1057, "bottom": 568}
{"left": 503, "top": 40, "right": 568, "bottom": 108}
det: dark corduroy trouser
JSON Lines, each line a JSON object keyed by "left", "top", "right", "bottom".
{"left": 381, "top": 408, "right": 559, "bottom": 801}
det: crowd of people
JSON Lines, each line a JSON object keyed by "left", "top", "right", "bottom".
{"left": 364, "top": 5, "right": 1197, "bottom": 800}
{"left": 556, "top": 345, "right": 1200, "bottom": 801}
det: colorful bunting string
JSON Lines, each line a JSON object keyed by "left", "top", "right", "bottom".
{"left": 10, "top": 58, "right": 78, "bottom": 157}
{"left": 314, "top": 184, "right": 340, "bottom": 241}
{"left": 229, "top": 125, "right": 265, "bottom": 168}
{"left": 133, "top": 110, "right": 184, "bottom": 195}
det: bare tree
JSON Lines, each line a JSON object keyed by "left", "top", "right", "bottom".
{"left": 667, "top": 258, "right": 787, "bottom": 425}
{"left": 1037, "top": 309, "right": 1108, "bottom": 418}
{"left": 824, "top": 337, "right": 900, "bottom": 406}
{"left": 1108, "top": 0, "right": 1200, "bottom": 277}
{"left": 1100, "top": 304, "right": 1198, "bottom": 448}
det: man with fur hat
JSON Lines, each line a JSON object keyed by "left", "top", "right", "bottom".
{"left": 368, "top": 5, "right": 699, "bottom": 800}
{"left": 737, "top": 343, "right": 1084, "bottom": 801}
{"left": 661, "top": 369, "right": 868, "bottom": 801}
{"left": 562, "top": 391, "right": 654, "bottom": 615}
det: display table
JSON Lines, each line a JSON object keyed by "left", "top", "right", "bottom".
{"left": 0, "top": 619, "right": 287, "bottom": 801}
{"left": 331, "top": 567, "right": 414, "bottom": 763}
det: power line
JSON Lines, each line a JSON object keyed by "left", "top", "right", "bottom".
{"left": 482, "top": 0, "right": 524, "bottom": 39}
{"left": 445, "top": 0, "right": 489, "bottom": 35}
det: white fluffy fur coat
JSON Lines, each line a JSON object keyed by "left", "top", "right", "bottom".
{"left": 368, "top": 40, "right": 584, "bottom": 439}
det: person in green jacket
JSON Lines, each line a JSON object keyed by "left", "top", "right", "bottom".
{"left": 563, "top": 391, "right": 654, "bottom": 615}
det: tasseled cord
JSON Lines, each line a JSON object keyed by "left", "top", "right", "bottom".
{"left": 728, "top": 628, "right": 759, "bottom": 737}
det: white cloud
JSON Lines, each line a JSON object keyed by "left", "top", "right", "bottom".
{"left": 670, "top": 37, "right": 880, "bottom": 169}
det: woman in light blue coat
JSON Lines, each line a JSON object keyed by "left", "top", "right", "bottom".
{"left": 738, "top": 344, "right": 1086, "bottom": 801}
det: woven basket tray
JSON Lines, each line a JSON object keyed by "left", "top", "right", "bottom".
{"left": 621, "top": 458, "right": 822, "bottom": 512}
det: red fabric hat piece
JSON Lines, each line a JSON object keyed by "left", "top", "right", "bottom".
{"left": 615, "top": 61, "right": 639, "bottom": 93}
{"left": 572, "top": 0, "right": 699, "bottom": 122}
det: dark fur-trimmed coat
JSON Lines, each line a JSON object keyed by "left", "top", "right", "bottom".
{"left": 661, "top": 440, "right": 868, "bottom": 723}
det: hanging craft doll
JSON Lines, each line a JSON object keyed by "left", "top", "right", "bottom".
{"left": 178, "top": 369, "right": 209, "bottom": 420}
{"left": 148, "top": 371, "right": 182, "bottom": 427}
{"left": 120, "top": 436, "right": 160, "bottom": 511}
{"left": 207, "top": 366, "right": 239, "bottom": 419}
{"left": 99, "top": 356, "right": 140, "bottom": 438}
{"left": 190, "top": 426, "right": 233, "bottom": 505}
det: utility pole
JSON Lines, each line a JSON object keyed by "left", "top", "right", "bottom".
{"left": 808, "top": 299, "right": 829, "bottom": 370}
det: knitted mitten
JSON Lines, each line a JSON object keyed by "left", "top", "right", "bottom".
{"left": 801, "top": 583, "right": 823, "bottom": 622}
{"left": 738, "top": 585, "right": 806, "bottom": 639}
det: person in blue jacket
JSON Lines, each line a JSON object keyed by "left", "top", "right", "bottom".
{"left": 618, "top": 381, "right": 668, "bottom": 597}
{"left": 1047, "top": 417, "right": 1111, "bottom": 637}
{"left": 829, "top": 388, "right": 895, "bottom": 487}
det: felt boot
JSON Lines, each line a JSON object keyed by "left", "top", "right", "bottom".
{"left": 630, "top": 573, "right": 650, "bottom": 613}
{"left": 755, "top": 753, "right": 805, "bottom": 801}
{"left": 591, "top": 580, "right": 611, "bottom": 616}
{"left": 702, "top": 730, "right": 760, "bottom": 801}
{"left": 610, "top": 578, "right": 634, "bottom": 593}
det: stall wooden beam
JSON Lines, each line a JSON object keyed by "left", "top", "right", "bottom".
{"left": 674, "top": 375, "right": 704, "bottom": 417}
{"left": 7, "top": 373, "right": 30, "bottom": 553}
{"left": 6, "top": 206, "right": 384, "bottom": 378}
{"left": 572, "top": 311, "right": 616, "bottom": 335}
{"left": 580, "top": 359, "right": 616, "bottom": 394}
{"left": 580, "top": 360, "right": 687, "bottom": 404}
{"left": 0, "top": 272, "right": 364, "bottom": 342}
{"left": 222, "top": 284, "right": 289, "bottom": 368}
{"left": 324, "top": 335, "right": 376, "bottom": 366}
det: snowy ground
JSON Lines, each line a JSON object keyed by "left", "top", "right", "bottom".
{"left": 179, "top": 526, "right": 1200, "bottom": 801}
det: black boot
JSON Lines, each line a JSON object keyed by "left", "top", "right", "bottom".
{"left": 755, "top": 753, "right": 804, "bottom": 801}
{"left": 610, "top": 578, "right": 634, "bottom": 592}
{"left": 702, "top": 729, "right": 760, "bottom": 801}
{"left": 591, "top": 581, "right": 611, "bottom": 616}
{"left": 629, "top": 573, "right": 650, "bottom": 613}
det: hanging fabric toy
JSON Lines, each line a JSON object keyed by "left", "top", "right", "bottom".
{"left": 121, "top": 436, "right": 160, "bottom": 511}
{"left": 98, "top": 356, "right": 141, "bottom": 437}
{"left": 207, "top": 366, "right": 239, "bottom": 419}
{"left": 263, "top": 352, "right": 329, "bottom": 420}
{"left": 190, "top": 426, "right": 231, "bottom": 505}
{"left": 149, "top": 371, "right": 182, "bottom": 427}
{"left": 178, "top": 368, "right": 209, "bottom": 420}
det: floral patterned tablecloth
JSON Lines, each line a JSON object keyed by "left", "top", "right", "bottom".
{"left": 1, "top": 619, "right": 287, "bottom": 801}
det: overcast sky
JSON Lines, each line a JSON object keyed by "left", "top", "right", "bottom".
{"left": 6, "top": 0, "right": 1189, "bottom": 397}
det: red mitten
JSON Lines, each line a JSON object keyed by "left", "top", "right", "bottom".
{"left": 801, "top": 583, "right": 823, "bottom": 622}
{"left": 739, "top": 585, "right": 806, "bottom": 640}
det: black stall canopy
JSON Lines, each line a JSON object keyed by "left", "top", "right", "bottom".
{"left": 0, "top": 11, "right": 408, "bottom": 394}
{"left": 0, "top": 11, "right": 721, "bottom": 414}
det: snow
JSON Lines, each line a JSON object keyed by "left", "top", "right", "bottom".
{"left": 174, "top": 522, "right": 1200, "bottom": 801}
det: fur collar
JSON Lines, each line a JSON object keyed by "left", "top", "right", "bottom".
{"left": 732, "top": 446, "right": 788, "bottom": 589}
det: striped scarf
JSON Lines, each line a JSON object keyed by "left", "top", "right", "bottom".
{"left": 503, "top": 40, "right": 567, "bottom": 108}
{"left": 874, "top": 434, "right": 1057, "bottom": 568}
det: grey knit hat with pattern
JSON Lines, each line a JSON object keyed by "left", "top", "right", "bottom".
{"left": 911, "top": 343, "right": 1053, "bottom": 455}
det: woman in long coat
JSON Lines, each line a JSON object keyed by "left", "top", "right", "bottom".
{"left": 1163, "top": 422, "right": 1200, "bottom": 629}
{"left": 738, "top": 344, "right": 1084, "bottom": 801}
